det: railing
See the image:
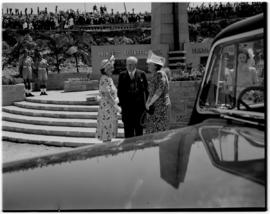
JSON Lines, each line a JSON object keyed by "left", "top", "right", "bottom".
{"left": 76, "top": 22, "right": 151, "bottom": 31}
{"left": 2, "top": 22, "right": 151, "bottom": 32}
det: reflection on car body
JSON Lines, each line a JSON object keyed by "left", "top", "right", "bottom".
{"left": 3, "top": 13, "right": 266, "bottom": 211}
{"left": 3, "top": 122, "right": 265, "bottom": 210}
{"left": 199, "top": 125, "right": 265, "bottom": 185}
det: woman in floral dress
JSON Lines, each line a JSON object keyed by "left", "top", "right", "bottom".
{"left": 96, "top": 57, "right": 121, "bottom": 143}
{"left": 145, "top": 51, "right": 171, "bottom": 134}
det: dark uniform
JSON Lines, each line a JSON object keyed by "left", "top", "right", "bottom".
{"left": 118, "top": 69, "right": 148, "bottom": 138}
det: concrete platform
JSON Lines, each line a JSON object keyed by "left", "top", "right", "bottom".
{"left": 26, "top": 90, "right": 99, "bottom": 105}
{"left": 28, "top": 90, "right": 99, "bottom": 102}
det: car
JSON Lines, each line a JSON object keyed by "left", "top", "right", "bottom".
{"left": 3, "top": 13, "right": 266, "bottom": 211}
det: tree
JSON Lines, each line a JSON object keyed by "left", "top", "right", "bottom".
{"left": 36, "top": 32, "right": 70, "bottom": 73}
{"left": 66, "top": 46, "right": 89, "bottom": 73}
{"left": 2, "top": 34, "right": 37, "bottom": 72}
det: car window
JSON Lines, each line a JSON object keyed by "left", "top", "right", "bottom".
{"left": 199, "top": 34, "right": 264, "bottom": 112}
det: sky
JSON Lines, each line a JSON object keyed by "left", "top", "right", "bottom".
{"left": 1, "top": 0, "right": 209, "bottom": 14}
{"left": 2, "top": 2, "right": 152, "bottom": 14}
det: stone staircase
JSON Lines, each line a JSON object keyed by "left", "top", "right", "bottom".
{"left": 2, "top": 97, "right": 124, "bottom": 147}
{"left": 168, "top": 50, "right": 187, "bottom": 79}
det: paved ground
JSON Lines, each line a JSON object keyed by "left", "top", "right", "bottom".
{"left": 2, "top": 141, "right": 72, "bottom": 163}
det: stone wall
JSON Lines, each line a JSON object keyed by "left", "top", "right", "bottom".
{"left": 184, "top": 40, "right": 212, "bottom": 70}
{"left": 64, "top": 80, "right": 99, "bottom": 92}
{"left": 111, "top": 73, "right": 152, "bottom": 87}
{"left": 2, "top": 84, "right": 25, "bottom": 106}
{"left": 46, "top": 72, "right": 89, "bottom": 90}
{"left": 169, "top": 81, "right": 200, "bottom": 128}
{"left": 91, "top": 44, "right": 169, "bottom": 80}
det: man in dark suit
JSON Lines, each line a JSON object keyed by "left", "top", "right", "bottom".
{"left": 118, "top": 56, "right": 148, "bottom": 138}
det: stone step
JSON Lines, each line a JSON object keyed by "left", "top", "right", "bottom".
{"left": 2, "top": 112, "right": 124, "bottom": 128}
{"left": 168, "top": 50, "right": 186, "bottom": 55}
{"left": 3, "top": 106, "right": 122, "bottom": 119}
{"left": 25, "top": 97, "right": 99, "bottom": 106}
{"left": 2, "top": 131, "right": 122, "bottom": 147}
{"left": 14, "top": 101, "right": 99, "bottom": 112}
{"left": 2, "top": 121, "right": 125, "bottom": 138}
{"left": 168, "top": 57, "right": 186, "bottom": 61}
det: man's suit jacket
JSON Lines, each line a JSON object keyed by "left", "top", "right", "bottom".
{"left": 117, "top": 69, "right": 148, "bottom": 118}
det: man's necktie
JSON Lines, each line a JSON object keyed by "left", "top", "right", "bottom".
{"left": 129, "top": 72, "right": 134, "bottom": 79}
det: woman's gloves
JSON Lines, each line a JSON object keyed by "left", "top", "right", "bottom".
{"left": 114, "top": 104, "right": 122, "bottom": 113}
{"left": 114, "top": 97, "right": 119, "bottom": 104}
{"left": 146, "top": 94, "right": 159, "bottom": 110}
{"left": 114, "top": 97, "right": 121, "bottom": 113}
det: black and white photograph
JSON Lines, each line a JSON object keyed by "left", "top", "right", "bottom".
{"left": 1, "top": 1, "right": 266, "bottom": 211}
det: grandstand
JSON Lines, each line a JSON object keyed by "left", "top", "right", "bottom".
{"left": 2, "top": 2, "right": 265, "bottom": 74}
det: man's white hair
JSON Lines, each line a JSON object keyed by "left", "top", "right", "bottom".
{"left": 126, "top": 56, "right": 138, "bottom": 64}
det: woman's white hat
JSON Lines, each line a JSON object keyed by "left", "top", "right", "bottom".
{"left": 146, "top": 50, "right": 165, "bottom": 66}
{"left": 100, "top": 55, "right": 115, "bottom": 69}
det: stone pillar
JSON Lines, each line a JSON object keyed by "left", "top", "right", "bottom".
{"left": 151, "top": 3, "right": 174, "bottom": 50}
{"left": 178, "top": 3, "right": 189, "bottom": 50}
{"left": 151, "top": 3, "right": 189, "bottom": 51}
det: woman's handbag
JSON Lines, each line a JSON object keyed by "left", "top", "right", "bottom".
{"left": 140, "top": 111, "right": 148, "bottom": 128}
{"left": 146, "top": 105, "right": 155, "bottom": 115}
{"left": 140, "top": 104, "right": 155, "bottom": 128}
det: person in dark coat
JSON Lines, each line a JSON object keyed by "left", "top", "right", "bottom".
{"left": 19, "top": 49, "right": 34, "bottom": 97}
{"left": 117, "top": 56, "right": 148, "bottom": 138}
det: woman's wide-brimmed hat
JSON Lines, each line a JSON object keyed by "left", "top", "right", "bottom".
{"left": 146, "top": 50, "right": 165, "bottom": 66}
{"left": 100, "top": 55, "right": 115, "bottom": 70}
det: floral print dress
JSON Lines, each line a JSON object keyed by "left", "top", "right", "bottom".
{"left": 96, "top": 75, "right": 118, "bottom": 141}
{"left": 145, "top": 70, "right": 171, "bottom": 134}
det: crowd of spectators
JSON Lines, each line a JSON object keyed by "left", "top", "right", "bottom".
{"left": 188, "top": 2, "right": 264, "bottom": 24}
{"left": 2, "top": 5, "right": 151, "bottom": 30}
{"left": 3, "top": 2, "right": 265, "bottom": 31}
{"left": 2, "top": 2, "right": 264, "bottom": 46}
{"left": 2, "top": 2, "right": 264, "bottom": 30}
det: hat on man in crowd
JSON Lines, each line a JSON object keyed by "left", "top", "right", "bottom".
{"left": 146, "top": 50, "right": 165, "bottom": 67}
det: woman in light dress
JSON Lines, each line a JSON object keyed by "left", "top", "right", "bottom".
{"left": 237, "top": 49, "right": 258, "bottom": 97}
{"left": 96, "top": 56, "right": 121, "bottom": 143}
